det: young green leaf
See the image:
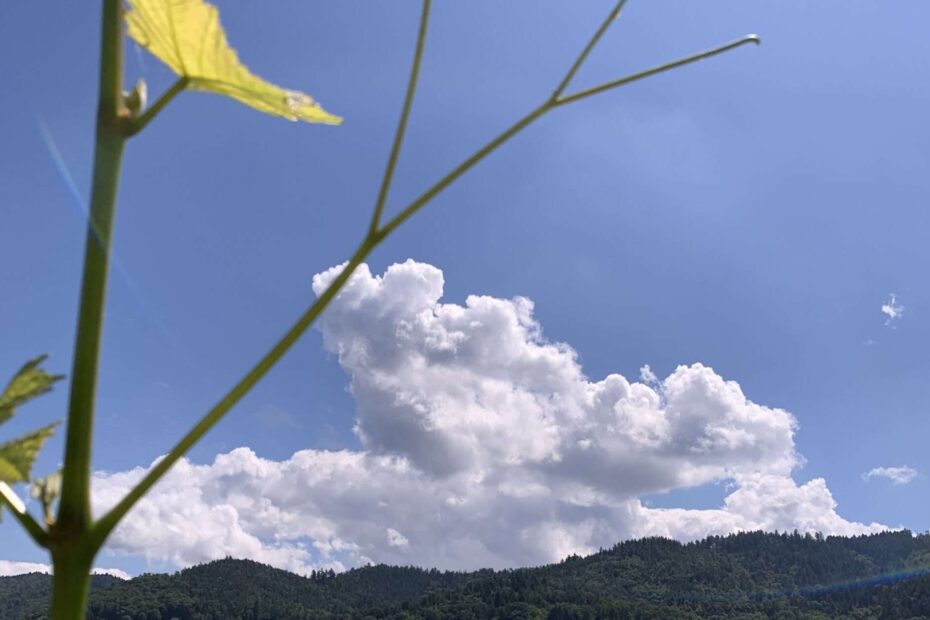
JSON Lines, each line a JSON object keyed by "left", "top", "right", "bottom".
{"left": 0, "top": 357, "right": 62, "bottom": 520}
{"left": 0, "top": 422, "right": 58, "bottom": 521}
{"left": 31, "top": 470, "right": 63, "bottom": 526}
{"left": 0, "top": 422, "right": 60, "bottom": 485}
{"left": 126, "top": 0, "right": 342, "bottom": 125}
{"left": 0, "top": 355, "right": 64, "bottom": 426}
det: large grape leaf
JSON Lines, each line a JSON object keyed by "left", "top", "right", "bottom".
{"left": 126, "top": 0, "right": 342, "bottom": 125}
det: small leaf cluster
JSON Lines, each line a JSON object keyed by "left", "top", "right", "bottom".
{"left": 0, "top": 356, "right": 62, "bottom": 520}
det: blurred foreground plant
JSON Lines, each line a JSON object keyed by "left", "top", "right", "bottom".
{"left": 0, "top": 1, "right": 758, "bottom": 617}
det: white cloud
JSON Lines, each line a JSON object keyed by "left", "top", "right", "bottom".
{"left": 256, "top": 406, "right": 302, "bottom": 429}
{"left": 881, "top": 293, "right": 904, "bottom": 326}
{"left": 0, "top": 560, "right": 130, "bottom": 580}
{"left": 88, "top": 260, "right": 884, "bottom": 574}
{"left": 0, "top": 561, "right": 52, "bottom": 577}
{"left": 93, "top": 566, "right": 132, "bottom": 580}
{"left": 386, "top": 528, "right": 410, "bottom": 549}
{"left": 863, "top": 466, "right": 917, "bottom": 485}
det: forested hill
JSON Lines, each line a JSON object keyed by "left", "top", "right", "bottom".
{"left": 4, "top": 530, "right": 930, "bottom": 619}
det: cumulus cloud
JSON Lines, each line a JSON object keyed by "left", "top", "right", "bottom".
{"left": 0, "top": 560, "right": 129, "bottom": 580}
{"left": 882, "top": 293, "right": 904, "bottom": 326}
{"left": 89, "top": 260, "right": 884, "bottom": 574}
{"left": 863, "top": 466, "right": 917, "bottom": 485}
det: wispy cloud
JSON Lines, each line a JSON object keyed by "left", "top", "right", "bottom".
{"left": 639, "top": 364, "right": 660, "bottom": 386}
{"left": 256, "top": 406, "right": 302, "bottom": 430}
{"left": 881, "top": 293, "right": 904, "bottom": 327}
{"left": 863, "top": 466, "right": 917, "bottom": 485}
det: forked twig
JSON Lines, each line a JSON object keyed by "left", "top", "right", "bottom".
{"left": 90, "top": 0, "right": 760, "bottom": 554}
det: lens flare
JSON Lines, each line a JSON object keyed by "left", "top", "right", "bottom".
{"left": 38, "top": 119, "right": 178, "bottom": 347}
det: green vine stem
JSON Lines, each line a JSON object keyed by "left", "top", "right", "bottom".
{"left": 51, "top": 1, "right": 126, "bottom": 617}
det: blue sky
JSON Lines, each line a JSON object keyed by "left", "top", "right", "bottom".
{"left": 2, "top": 0, "right": 929, "bottom": 576}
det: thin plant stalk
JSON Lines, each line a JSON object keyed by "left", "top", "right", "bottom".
{"left": 556, "top": 35, "right": 760, "bottom": 106}
{"left": 369, "top": 0, "right": 431, "bottom": 235}
{"left": 551, "top": 0, "right": 629, "bottom": 100}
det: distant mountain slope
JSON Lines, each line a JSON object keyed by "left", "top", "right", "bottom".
{"left": 0, "top": 573, "right": 121, "bottom": 620}
{"left": 85, "top": 560, "right": 476, "bottom": 619}
{"left": 0, "top": 560, "right": 476, "bottom": 619}
{"left": 4, "top": 530, "right": 930, "bottom": 619}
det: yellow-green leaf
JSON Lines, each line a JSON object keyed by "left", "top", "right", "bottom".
{"left": 0, "top": 356, "right": 64, "bottom": 426}
{"left": 126, "top": 0, "right": 342, "bottom": 125}
{"left": 0, "top": 422, "right": 60, "bottom": 485}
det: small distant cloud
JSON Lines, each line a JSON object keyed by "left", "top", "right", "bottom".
{"left": 863, "top": 339, "right": 877, "bottom": 347}
{"left": 92, "top": 567, "right": 133, "bottom": 580}
{"left": 862, "top": 465, "right": 917, "bottom": 485}
{"left": 256, "top": 407, "right": 301, "bottom": 430}
{"left": 386, "top": 528, "right": 409, "bottom": 549}
{"left": 881, "top": 294, "right": 904, "bottom": 327}
{"left": 0, "top": 561, "right": 50, "bottom": 577}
